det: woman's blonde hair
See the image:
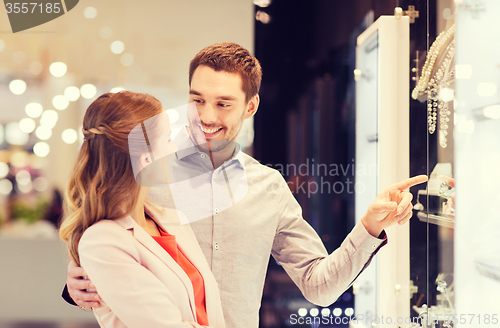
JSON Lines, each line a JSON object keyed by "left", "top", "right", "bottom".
{"left": 59, "top": 91, "right": 163, "bottom": 266}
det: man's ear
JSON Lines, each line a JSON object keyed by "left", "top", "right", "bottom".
{"left": 244, "top": 94, "right": 260, "bottom": 119}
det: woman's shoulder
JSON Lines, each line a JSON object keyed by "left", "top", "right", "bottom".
{"left": 80, "top": 218, "right": 134, "bottom": 246}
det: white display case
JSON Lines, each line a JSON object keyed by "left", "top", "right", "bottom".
{"left": 354, "top": 14, "right": 410, "bottom": 327}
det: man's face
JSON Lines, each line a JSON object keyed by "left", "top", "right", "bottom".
{"left": 188, "top": 65, "right": 258, "bottom": 152}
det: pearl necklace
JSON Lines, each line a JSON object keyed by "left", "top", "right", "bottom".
{"left": 412, "top": 24, "right": 456, "bottom": 148}
{"left": 427, "top": 39, "right": 455, "bottom": 148}
{"left": 412, "top": 24, "right": 456, "bottom": 100}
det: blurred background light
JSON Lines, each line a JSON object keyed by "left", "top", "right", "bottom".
{"left": 33, "top": 176, "right": 49, "bottom": 192}
{"left": 52, "top": 95, "right": 70, "bottom": 110}
{"left": 49, "top": 62, "right": 67, "bottom": 77}
{"left": 29, "top": 61, "right": 43, "bottom": 75}
{"left": 40, "top": 110, "right": 59, "bottom": 129}
{"left": 253, "top": 0, "right": 271, "bottom": 7}
{"left": 6, "top": 122, "right": 29, "bottom": 145}
{"left": 100, "top": 26, "right": 113, "bottom": 39}
{"left": 439, "top": 87, "right": 455, "bottom": 102}
{"left": 25, "top": 103, "right": 43, "bottom": 118}
{"left": 83, "top": 6, "right": 97, "bottom": 19}
{"left": 310, "top": 308, "right": 319, "bottom": 317}
{"left": 0, "top": 179, "right": 13, "bottom": 196}
{"left": 110, "top": 87, "right": 125, "bottom": 93}
{"left": 477, "top": 82, "right": 497, "bottom": 97}
{"left": 15, "top": 170, "right": 31, "bottom": 186}
{"left": 167, "top": 109, "right": 180, "bottom": 124}
{"left": 17, "top": 181, "right": 33, "bottom": 194}
{"left": 120, "top": 53, "right": 134, "bottom": 66}
{"left": 9, "top": 79, "right": 27, "bottom": 95}
{"left": 482, "top": 105, "right": 500, "bottom": 119}
{"left": 35, "top": 126, "right": 52, "bottom": 140}
{"left": 33, "top": 142, "right": 50, "bottom": 157}
{"left": 80, "top": 84, "right": 97, "bottom": 99}
{"left": 61, "top": 129, "right": 77, "bottom": 144}
{"left": 64, "top": 86, "right": 81, "bottom": 101}
{"left": 0, "top": 162, "right": 9, "bottom": 179}
{"left": 19, "top": 118, "right": 36, "bottom": 134}
{"left": 110, "top": 41, "right": 125, "bottom": 54}
{"left": 10, "top": 152, "right": 28, "bottom": 167}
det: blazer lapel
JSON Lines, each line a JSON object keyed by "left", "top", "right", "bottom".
{"left": 146, "top": 205, "right": 222, "bottom": 327}
{"left": 115, "top": 214, "right": 197, "bottom": 321}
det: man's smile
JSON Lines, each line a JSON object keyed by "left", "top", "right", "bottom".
{"left": 200, "top": 125, "right": 223, "bottom": 138}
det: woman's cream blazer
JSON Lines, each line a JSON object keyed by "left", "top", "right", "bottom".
{"left": 79, "top": 204, "right": 225, "bottom": 328}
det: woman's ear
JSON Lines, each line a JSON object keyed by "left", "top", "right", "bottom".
{"left": 139, "top": 153, "right": 152, "bottom": 170}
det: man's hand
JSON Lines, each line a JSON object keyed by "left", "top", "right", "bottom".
{"left": 67, "top": 260, "right": 101, "bottom": 308}
{"left": 361, "top": 175, "right": 428, "bottom": 237}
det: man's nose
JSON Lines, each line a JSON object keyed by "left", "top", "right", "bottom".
{"left": 199, "top": 103, "right": 217, "bottom": 125}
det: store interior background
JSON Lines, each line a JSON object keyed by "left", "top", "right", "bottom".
{"left": 2, "top": 0, "right": 493, "bottom": 328}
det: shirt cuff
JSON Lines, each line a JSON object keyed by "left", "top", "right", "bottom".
{"left": 350, "top": 221, "right": 388, "bottom": 254}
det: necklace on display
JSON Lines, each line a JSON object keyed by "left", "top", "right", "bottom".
{"left": 412, "top": 24, "right": 456, "bottom": 148}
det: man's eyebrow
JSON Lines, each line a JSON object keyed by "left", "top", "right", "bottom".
{"left": 218, "top": 96, "right": 237, "bottom": 101}
{"left": 189, "top": 90, "right": 202, "bottom": 96}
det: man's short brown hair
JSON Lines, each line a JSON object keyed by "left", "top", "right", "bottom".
{"left": 189, "top": 42, "right": 262, "bottom": 102}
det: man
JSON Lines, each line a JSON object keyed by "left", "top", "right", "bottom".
{"left": 65, "top": 42, "right": 427, "bottom": 327}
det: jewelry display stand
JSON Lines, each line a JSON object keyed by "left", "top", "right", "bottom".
{"left": 354, "top": 12, "right": 410, "bottom": 327}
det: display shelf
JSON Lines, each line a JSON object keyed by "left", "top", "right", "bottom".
{"left": 416, "top": 211, "right": 455, "bottom": 229}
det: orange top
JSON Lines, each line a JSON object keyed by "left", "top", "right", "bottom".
{"left": 152, "top": 228, "right": 208, "bottom": 326}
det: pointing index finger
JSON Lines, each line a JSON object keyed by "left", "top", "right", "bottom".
{"left": 393, "top": 175, "right": 428, "bottom": 191}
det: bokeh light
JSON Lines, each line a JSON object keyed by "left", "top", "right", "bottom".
{"left": 19, "top": 118, "right": 36, "bottom": 133}
{"left": 64, "top": 86, "right": 80, "bottom": 101}
{"left": 49, "top": 62, "right": 67, "bottom": 77}
{"left": 81, "top": 84, "right": 97, "bottom": 99}
{"left": 110, "top": 41, "right": 125, "bottom": 54}
{"left": 33, "top": 142, "right": 50, "bottom": 157}
{"left": 25, "top": 102, "right": 43, "bottom": 118}
{"left": 62, "top": 129, "right": 78, "bottom": 144}
{"left": 84, "top": 6, "right": 97, "bottom": 19}
{"left": 35, "top": 126, "right": 52, "bottom": 140}
{"left": 52, "top": 95, "right": 70, "bottom": 110}
{"left": 9, "top": 79, "right": 27, "bottom": 95}
{"left": 40, "top": 110, "right": 58, "bottom": 129}
{"left": 6, "top": 122, "right": 29, "bottom": 145}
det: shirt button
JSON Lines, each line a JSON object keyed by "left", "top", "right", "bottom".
{"left": 372, "top": 244, "right": 377, "bottom": 249}
{"left": 200, "top": 153, "right": 206, "bottom": 158}
{"left": 215, "top": 208, "right": 219, "bottom": 214}
{"left": 214, "top": 243, "right": 219, "bottom": 250}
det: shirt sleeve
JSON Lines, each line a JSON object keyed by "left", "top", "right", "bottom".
{"left": 270, "top": 173, "right": 387, "bottom": 306}
{"left": 79, "top": 222, "right": 207, "bottom": 328}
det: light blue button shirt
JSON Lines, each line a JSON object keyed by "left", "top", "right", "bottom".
{"left": 166, "top": 127, "right": 248, "bottom": 224}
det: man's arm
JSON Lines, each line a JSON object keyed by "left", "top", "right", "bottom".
{"left": 271, "top": 173, "right": 427, "bottom": 306}
{"left": 62, "top": 260, "right": 101, "bottom": 308}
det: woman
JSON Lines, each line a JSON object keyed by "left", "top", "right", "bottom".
{"left": 59, "top": 91, "right": 225, "bottom": 328}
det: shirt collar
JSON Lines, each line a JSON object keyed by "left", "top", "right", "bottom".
{"left": 174, "top": 126, "right": 245, "bottom": 169}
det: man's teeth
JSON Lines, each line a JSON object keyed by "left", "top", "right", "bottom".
{"left": 201, "top": 127, "right": 221, "bottom": 134}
